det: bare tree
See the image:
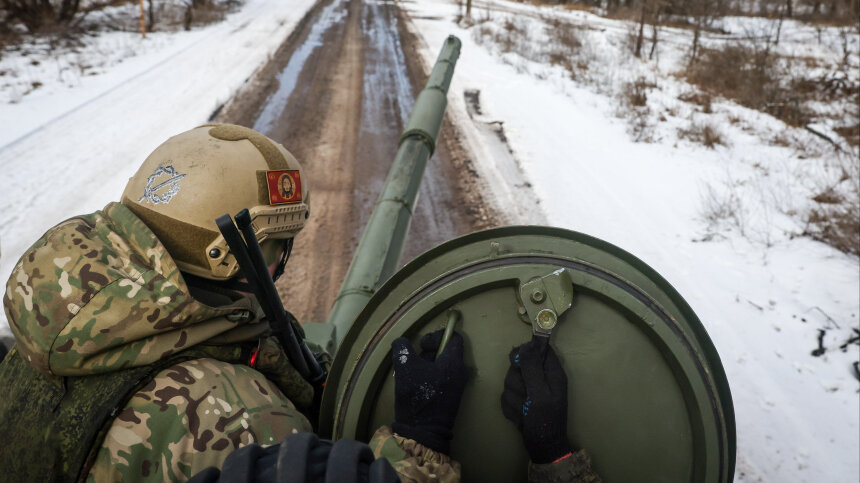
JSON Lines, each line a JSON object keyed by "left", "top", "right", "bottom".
{"left": 686, "top": 0, "right": 724, "bottom": 66}
{"left": 632, "top": 0, "right": 665, "bottom": 59}
{"left": 1, "top": 0, "right": 84, "bottom": 33}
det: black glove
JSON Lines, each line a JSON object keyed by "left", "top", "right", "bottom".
{"left": 501, "top": 335, "right": 571, "bottom": 464}
{"left": 187, "top": 433, "right": 401, "bottom": 483}
{"left": 391, "top": 330, "right": 468, "bottom": 455}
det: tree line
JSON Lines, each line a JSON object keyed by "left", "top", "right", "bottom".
{"left": 1, "top": 0, "right": 231, "bottom": 35}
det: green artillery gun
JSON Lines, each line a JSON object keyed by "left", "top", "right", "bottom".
{"left": 305, "top": 35, "right": 736, "bottom": 482}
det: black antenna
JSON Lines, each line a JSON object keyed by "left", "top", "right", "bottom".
{"left": 215, "top": 213, "right": 314, "bottom": 379}
{"left": 233, "top": 209, "right": 325, "bottom": 382}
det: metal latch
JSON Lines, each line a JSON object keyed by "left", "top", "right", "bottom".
{"left": 518, "top": 268, "right": 574, "bottom": 337}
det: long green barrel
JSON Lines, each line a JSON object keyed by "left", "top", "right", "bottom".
{"left": 314, "top": 36, "right": 461, "bottom": 352}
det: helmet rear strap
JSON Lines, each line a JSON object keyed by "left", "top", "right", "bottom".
{"left": 272, "top": 238, "right": 293, "bottom": 283}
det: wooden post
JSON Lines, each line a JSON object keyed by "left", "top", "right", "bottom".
{"left": 139, "top": 0, "right": 146, "bottom": 38}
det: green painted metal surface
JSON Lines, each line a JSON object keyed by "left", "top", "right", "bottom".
{"left": 320, "top": 226, "right": 735, "bottom": 482}
{"left": 321, "top": 36, "right": 462, "bottom": 351}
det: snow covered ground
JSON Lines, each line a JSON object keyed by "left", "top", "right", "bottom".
{"left": 0, "top": 0, "right": 857, "bottom": 480}
{"left": 401, "top": 0, "right": 858, "bottom": 481}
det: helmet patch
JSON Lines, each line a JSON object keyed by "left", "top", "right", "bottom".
{"left": 138, "top": 165, "right": 186, "bottom": 205}
{"left": 266, "top": 170, "right": 303, "bottom": 205}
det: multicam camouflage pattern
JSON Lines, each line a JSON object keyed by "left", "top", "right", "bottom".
{"left": 369, "top": 425, "right": 461, "bottom": 483}
{"left": 529, "top": 450, "right": 602, "bottom": 483}
{"left": 87, "top": 357, "right": 311, "bottom": 481}
{"left": 254, "top": 335, "right": 313, "bottom": 409}
{"left": 4, "top": 202, "right": 263, "bottom": 376}
{"left": 368, "top": 426, "right": 600, "bottom": 483}
{"left": 2, "top": 202, "right": 314, "bottom": 480}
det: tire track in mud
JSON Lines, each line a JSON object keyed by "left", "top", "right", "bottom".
{"left": 215, "top": 0, "right": 496, "bottom": 324}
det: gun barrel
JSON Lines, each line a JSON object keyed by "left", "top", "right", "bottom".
{"left": 322, "top": 35, "right": 461, "bottom": 351}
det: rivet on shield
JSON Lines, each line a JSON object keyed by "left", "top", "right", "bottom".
{"left": 536, "top": 309, "right": 557, "bottom": 330}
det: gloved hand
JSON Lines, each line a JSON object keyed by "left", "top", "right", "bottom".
{"left": 501, "top": 335, "right": 572, "bottom": 464}
{"left": 391, "top": 330, "right": 468, "bottom": 455}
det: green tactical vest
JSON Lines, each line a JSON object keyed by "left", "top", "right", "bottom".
{"left": 0, "top": 344, "right": 254, "bottom": 483}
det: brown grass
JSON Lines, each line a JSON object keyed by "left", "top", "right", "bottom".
{"left": 803, "top": 154, "right": 860, "bottom": 256}
{"left": 679, "top": 122, "right": 726, "bottom": 148}
{"left": 686, "top": 44, "right": 813, "bottom": 128}
{"left": 678, "top": 91, "right": 713, "bottom": 113}
{"left": 804, "top": 206, "right": 860, "bottom": 256}
{"left": 623, "top": 77, "right": 655, "bottom": 108}
{"left": 834, "top": 124, "right": 860, "bottom": 147}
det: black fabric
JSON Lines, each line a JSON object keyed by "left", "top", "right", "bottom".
{"left": 324, "top": 438, "right": 374, "bottom": 483}
{"left": 276, "top": 432, "right": 330, "bottom": 483}
{"left": 189, "top": 433, "right": 400, "bottom": 483}
{"left": 390, "top": 330, "right": 468, "bottom": 455}
{"left": 222, "top": 444, "right": 276, "bottom": 482}
{"left": 367, "top": 458, "right": 400, "bottom": 483}
{"left": 188, "top": 441, "right": 279, "bottom": 483}
{"left": 501, "top": 335, "right": 572, "bottom": 464}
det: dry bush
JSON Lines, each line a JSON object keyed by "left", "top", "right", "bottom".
{"left": 833, "top": 124, "right": 860, "bottom": 147}
{"left": 619, "top": 76, "right": 658, "bottom": 142}
{"left": 803, "top": 155, "right": 860, "bottom": 256}
{"left": 0, "top": 0, "right": 83, "bottom": 33}
{"left": 804, "top": 205, "right": 860, "bottom": 256}
{"left": 679, "top": 122, "right": 726, "bottom": 148}
{"left": 543, "top": 16, "right": 587, "bottom": 78}
{"left": 622, "top": 76, "right": 656, "bottom": 107}
{"left": 687, "top": 44, "right": 773, "bottom": 106}
{"left": 627, "top": 106, "right": 656, "bottom": 141}
{"left": 1, "top": 0, "right": 238, "bottom": 38}
{"left": 473, "top": 14, "right": 592, "bottom": 82}
{"left": 678, "top": 90, "right": 712, "bottom": 113}
{"left": 497, "top": 18, "right": 529, "bottom": 53}
{"left": 700, "top": 182, "right": 746, "bottom": 238}
{"left": 148, "top": 0, "right": 238, "bottom": 32}
{"left": 684, "top": 39, "right": 860, "bottom": 133}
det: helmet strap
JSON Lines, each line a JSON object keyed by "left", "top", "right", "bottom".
{"left": 271, "top": 238, "right": 293, "bottom": 283}
{"left": 181, "top": 272, "right": 255, "bottom": 300}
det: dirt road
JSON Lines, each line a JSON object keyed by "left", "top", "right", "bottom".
{"left": 216, "top": 0, "right": 496, "bottom": 323}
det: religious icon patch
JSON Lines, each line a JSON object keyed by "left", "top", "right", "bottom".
{"left": 266, "top": 170, "right": 303, "bottom": 205}
{"left": 139, "top": 165, "right": 186, "bottom": 205}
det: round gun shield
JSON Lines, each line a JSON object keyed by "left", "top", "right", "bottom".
{"left": 320, "top": 226, "right": 735, "bottom": 482}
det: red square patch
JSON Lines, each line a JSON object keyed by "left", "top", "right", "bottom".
{"left": 266, "top": 170, "right": 303, "bottom": 205}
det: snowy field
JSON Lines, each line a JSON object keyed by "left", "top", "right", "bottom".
{"left": 0, "top": 0, "right": 858, "bottom": 481}
{"left": 401, "top": 0, "right": 859, "bottom": 481}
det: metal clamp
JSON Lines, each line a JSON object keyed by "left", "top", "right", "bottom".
{"left": 518, "top": 268, "right": 574, "bottom": 337}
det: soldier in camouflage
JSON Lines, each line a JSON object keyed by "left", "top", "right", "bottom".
{"left": 1, "top": 124, "right": 598, "bottom": 482}
{"left": 0, "top": 124, "right": 466, "bottom": 482}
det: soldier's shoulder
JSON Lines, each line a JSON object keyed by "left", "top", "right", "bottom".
{"left": 88, "top": 358, "right": 312, "bottom": 481}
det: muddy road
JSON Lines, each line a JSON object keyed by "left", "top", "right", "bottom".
{"left": 216, "top": 0, "right": 496, "bottom": 323}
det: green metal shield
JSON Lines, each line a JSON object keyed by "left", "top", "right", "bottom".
{"left": 320, "top": 226, "right": 735, "bottom": 482}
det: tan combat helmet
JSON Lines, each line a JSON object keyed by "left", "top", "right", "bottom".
{"left": 121, "top": 124, "right": 309, "bottom": 280}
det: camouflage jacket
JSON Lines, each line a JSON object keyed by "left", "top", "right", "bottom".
{"left": 3, "top": 202, "right": 597, "bottom": 482}
{"left": 3, "top": 203, "right": 312, "bottom": 481}
{"left": 370, "top": 426, "right": 600, "bottom": 482}
{"left": 370, "top": 426, "right": 461, "bottom": 482}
